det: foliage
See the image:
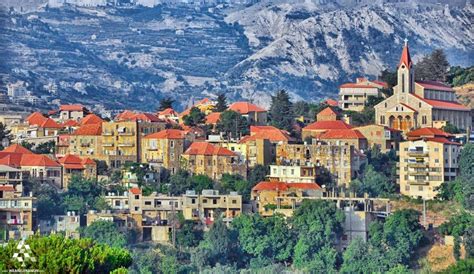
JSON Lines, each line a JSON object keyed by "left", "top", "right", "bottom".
{"left": 0, "top": 122, "right": 11, "bottom": 150}
{"left": 232, "top": 214, "right": 294, "bottom": 265}
{"left": 447, "top": 66, "right": 474, "bottom": 87}
{"left": 34, "top": 140, "right": 56, "bottom": 154}
{"left": 379, "top": 69, "right": 397, "bottom": 90}
{"left": 0, "top": 234, "right": 132, "bottom": 273}
{"left": 216, "top": 110, "right": 249, "bottom": 137}
{"left": 62, "top": 176, "right": 104, "bottom": 214}
{"left": 125, "top": 162, "right": 153, "bottom": 188}
{"left": 269, "top": 90, "right": 294, "bottom": 132}
{"left": 367, "top": 146, "right": 398, "bottom": 182}
{"left": 465, "top": 226, "right": 474, "bottom": 259}
{"left": 415, "top": 49, "right": 450, "bottom": 82}
{"left": 192, "top": 217, "right": 243, "bottom": 269}
{"left": 438, "top": 211, "right": 473, "bottom": 237}
{"left": 94, "top": 160, "right": 109, "bottom": 176}
{"left": 168, "top": 170, "right": 214, "bottom": 195}
{"left": 350, "top": 165, "right": 395, "bottom": 197}
{"left": 442, "top": 122, "right": 462, "bottom": 134}
{"left": 291, "top": 200, "right": 344, "bottom": 270}
{"left": 32, "top": 184, "right": 63, "bottom": 220}
{"left": 293, "top": 101, "right": 329, "bottom": 120}
{"left": 247, "top": 165, "right": 268, "bottom": 185}
{"left": 441, "top": 259, "right": 474, "bottom": 274}
{"left": 80, "top": 220, "right": 128, "bottom": 248}
{"left": 158, "top": 97, "right": 175, "bottom": 111}
{"left": 343, "top": 107, "right": 375, "bottom": 126}
{"left": 183, "top": 107, "right": 206, "bottom": 126}
{"left": 436, "top": 180, "right": 464, "bottom": 203}
{"left": 214, "top": 93, "right": 228, "bottom": 112}
{"left": 219, "top": 174, "right": 252, "bottom": 201}
{"left": 175, "top": 220, "right": 203, "bottom": 248}
{"left": 459, "top": 143, "right": 474, "bottom": 210}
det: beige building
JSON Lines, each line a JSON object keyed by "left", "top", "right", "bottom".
{"left": 375, "top": 42, "right": 471, "bottom": 134}
{"left": 355, "top": 124, "right": 402, "bottom": 152}
{"left": 0, "top": 187, "right": 36, "bottom": 240}
{"left": 228, "top": 102, "right": 268, "bottom": 125}
{"left": 68, "top": 123, "right": 103, "bottom": 159}
{"left": 58, "top": 104, "right": 89, "bottom": 122}
{"left": 181, "top": 142, "right": 247, "bottom": 180}
{"left": 339, "top": 77, "right": 387, "bottom": 112}
{"left": 276, "top": 142, "right": 366, "bottom": 187}
{"left": 399, "top": 128, "right": 461, "bottom": 199}
{"left": 268, "top": 164, "right": 318, "bottom": 183}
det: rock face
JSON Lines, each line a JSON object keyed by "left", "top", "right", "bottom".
{"left": 0, "top": 2, "right": 472, "bottom": 110}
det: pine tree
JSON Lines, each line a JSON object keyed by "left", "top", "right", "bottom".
{"left": 158, "top": 97, "right": 175, "bottom": 111}
{"left": 269, "top": 90, "right": 294, "bottom": 132}
{"left": 415, "top": 49, "right": 450, "bottom": 82}
{"left": 214, "top": 93, "right": 228, "bottom": 112}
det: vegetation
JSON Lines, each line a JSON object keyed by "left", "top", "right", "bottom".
{"left": 183, "top": 107, "right": 206, "bottom": 126}
{"left": 442, "top": 122, "right": 462, "bottom": 134}
{"left": 80, "top": 220, "right": 128, "bottom": 248}
{"left": 214, "top": 93, "right": 228, "bottom": 112}
{"left": 0, "top": 122, "right": 11, "bottom": 150}
{"left": 350, "top": 165, "right": 395, "bottom": 197}
{"left": 168, "top": 170, "right": 214, "bottom": 195}
{"left": 158, "top": 97, "right": 175, "bottom": 111}
{"left": 447, "top": 66, "right": 474, "bottom": 87}
{"left": 216, "top": 110, "right": 249, "bottom": 137}
{"left": 0, "top": 234, "right": 132, "bottom": 273}
{"left": 269, "top": 90, "right": 294, "bottom": 132}
{"left": 415, "top": 49, "right": 450, "bottom": 82}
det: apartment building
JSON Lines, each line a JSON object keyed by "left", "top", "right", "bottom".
{"left": 399, "top": 129, "right": 461, "bottom": 199}
{"left": 355, "top": 124, "right": 402, "bottom": 152}
{"left": 339, "top": 77, "right": 387, "bottom": 112}
{"left": 58, "top": 154, "right": 97, "bottom": 189}
{"left": 228, "top": 102, "right": 268, "bottom": 125}
{"left": 68, "top": 123, "right": 103, "bottom": 159}
{"left": 0, "top": 187, "right": 36, "bottom": 240}
{"left": 181, "top": 142, "right": 246, "bottom": 180}
{"left": 268, "top": 164, "right": 318, "bottom": 183}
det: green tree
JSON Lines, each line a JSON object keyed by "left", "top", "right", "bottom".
{"left": 248, "top": 165, "right": 268, "bottom": 185}
{"left": 415, "top": 49, "right": 450, "bottom": 82}
{"left": 62, "top": 176, "right": 104, "bottom": 214}
{"left": 219, "top": 174, "right": 252, "bottom": 201}
{"left": 216, "top": 110, "right": 249, "bottom": 138}
{"left": 291, "top": 200, "right": 344, "bottom": 270}
{"left": 175, "top": 220, "right": 203, "bottom": 248}
{"left": 442, "top": 259, "right": 474, "bottom": 274}
{"left": 191, "top": 175, "right": 214, "bottom": 194}
{"left": 158, "top": 97, "right": 175, "bottom": 111}
{"left": 436, "top": 180, "right": 464, "bottom": 202}
{"left": 442, "top": 122, "right": 462, "bottom": 134}
{"left": 459, "top": 144, "right": 474, "bottom": 210}
{"left": 80, "top": 220, "right": 128, "bottom": 248}
{"left": 32, "top": 184, "right": 63, "bottom": 220}
{"left": 341, "top": 237, "right": 376, "bottom": 273}
{"left": 269, "top": 90, "right": 294, "bottom": 132}
{"left": 0, "top": 122, "right": 11, "bottom": 150}
{"left": 168, "top": 171, "right": 214, "bottom": 195}
{"left": 0, "top": 234, "right": 132, "bottom": 273}
{"left": 350, "top": 165, "right": 395, "bottom": 197}
{"left": 183, "top": 107, "right": 206, "bottom": 126}
{"left": 379, "top": 69, "right": 397, "bottom": 90}
{"left": 447, "top": 66, "right": 474, "bottom": 87}
{"left": 33, "top": 140, "right": 56, "bottom": 154}
{"left": 94, "top": 160, "right": 109, "bottom": 176}
{"left": 214, "top": 93, "right": 228, "bottom": 112}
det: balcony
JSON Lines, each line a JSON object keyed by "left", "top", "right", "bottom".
{"left": 407, "top": 179, "right": 429, "bottom": 185}
{"left": 408, "top": 162, "right": 428, "bottom": 168}
{"left": 80, "top": 143, "right": 91, "bottom": 147}
{"left": 118, "top": 131, "right": 135, "bottom": 136}
{"left": 7, "top": 219, "right": 24, "bottom": 225}
{"left": 103, "top": 131, "right": 114, "bottom": 136}
{"left": 407, "top": 151, "right": 429, "bottom": 157}
{"left": 103, "top": 143, "right": 114, "bottom": 147}
{"left": 118, "top": 142, "right": 134, "bottom": 147}
{"left": 408, "top": 170, "right": 429, "bottom": 176}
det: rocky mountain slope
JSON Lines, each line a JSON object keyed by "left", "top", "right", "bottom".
{"left": 0, "top": 2, "right": 472, "bottom": 111}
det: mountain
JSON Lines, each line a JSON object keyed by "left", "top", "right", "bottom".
{"left": 0, "top": 2, "right": 472, "bottom": 111}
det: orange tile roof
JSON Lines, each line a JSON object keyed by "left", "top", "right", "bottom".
{"left": 0, "top": 152, "right": 61, "bottom": 168}
{"left": 205, "top": 112, "right": 221, "bottom": 124}
{"left": 130, "top": 187, "right": 141, "bottom": 195}
{"left": 0, "top": 185, "right": 15, "bottom": 191}
{"left": 40, "top": 118, "right": 63, "bottom": 129}
{"left": 399, "top": 44, "right": 412, "bottom": 68}
{"left": 371, "top": 80, "right": 389, "bottom": 88}
{"left": 115, "top": 110, "right": 136, "bottom": 121}
{"left": 130, "top": 113, "right": 162, "bottom": 122}
{"left": 80, "top": 114, "right": 104, "bottom": 125}
{"left": 252, "top": 181, "right": 321, "bottom": 192}
{"left": 62, "top": 119, "right": 79, "bottom": 127}
{"left": 412, "top": 94, "right": 469, "bottom": 111}
{"left": 228, "top": 102, "right": 266, "bottom": 114}
{"left": 340, "top": 83, "right": 378, "bottom": 89}
{"left": 318, "top": 107, "right": 338, "bottom": 116}
{"left": 3, "top": 144, "right": 33, "bottom": 154}
{"left": 325, "top": 99, "right": 338, "bottom": 106}
{"left": 73, "top": 124, "right": 102, "bottom": 136}
{"left": 407, "top": 128, "right": 452, "bottom": 139}
{"left": 426, "top": 137, "right": 461, "bottom": 145}
{"left": 26, "top": 112, "right": 48, "bottom": 126}
{"left": 58, "top": 154, "right": 95, "bottom": 169}
{"left": 144, "top": 129, "right": 186, "bottom": 139}
{"left": 304, "top": 120, "right": 352, "bottom": 131}
{"left": 416, "top": 80, "right": 454, "bottom": 92}
{"left": 184, "top": 142, "right": 236, "bottom": 156}
{"left": 241, "top": 125, "right": 293, "bottom": 143}
{"left": 158, "top": 108, "right": 178, "bottom": 116}
{"left": 320, "top": 129, "right": 366, "bottom": 139}
{"left": 60, "top": 104, "right": 86, "bottom": 111}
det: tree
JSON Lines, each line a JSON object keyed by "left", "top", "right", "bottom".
{"left": 192, "top": 217, "right": 243, "bottom": 269}
{"left": 0, "top": 122, "right": 11, "bottom": 150}
{"left": 341, "top": 237, "right": 376, "bottom": 273}
{"left": 442, "top": 122, "right": 462, "bottom": 134}
{"left": 33, "top": 140, "right": 56, "bottom": 154}
{"left": 168, "top": 171, "right": 214, "bottom": 195}
{"left": 248, "top": 165, "right": 268, "bottom": 185}
{"left": 442, "top": 259, "right": 474, "bottom": 274}
{"left": 379, "top": 69, "right": 397, "bottom": 90}
{"left": 459, "top": 144, "right": 474, "bottom": 210}
{"left": 447, "top": 66, "right": 474, "bottom": 87}
{"left": 291, "top": 200, "right": 344, "bottom": 270}
{"left": 175, "top": 220, "right": 203, "bottom": 248}
{"left": 191, "top": 175, "right": 214, "bottom": 194}
{"left": 80, "top": 220, "right": 128, "bottom": 248}
{"left": 219, "top": 174, "right": 252, "bottom": 201}
{"left": 350, "top": 165, "right": 395, "bottom": 197}
{"left": 183, "top": 107, "right": 206, "bottom": 126}
{"left": 32, "top": 184, "right": 63, "bottom": 220}
{"left": 94, "top": 160, "right": 109, "bottom": 176}
{"left": 158, "top": 97, "right": 175, "bottom": 111}
{"left": 415, "top": 49, "right": 450, "bottom": 82}
{"left": 62, "top": 176, "right": 104, "bottom": 214}
{"left": 214, "top": 93, "right": 228, "bottom": 112}
{"left": 269, "top": 90, "right": 294, "bottom": 132}
{"left": 215, "top": 110, "right": 249, "bottom": 138}
{"left": 0, "top": 234, "right": 132, "bottom": 273}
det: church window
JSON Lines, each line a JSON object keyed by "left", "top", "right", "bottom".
{"left": 419, "top": 102, "right": 422, "bottom": 108}
{"left": 422, "top": 116, "right": 427, "bottom": 125}
{"left": 380, "top": 116, "right": 385, "bottom": 124}
{"left": 402, "top": 74, "right": 405, "bottom": 93}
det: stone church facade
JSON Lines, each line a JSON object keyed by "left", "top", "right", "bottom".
{"left": 375, "top": 42, "right": 471, "bottom": 133}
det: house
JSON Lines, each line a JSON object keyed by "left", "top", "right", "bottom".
{"left": 268, "top": 164, "right": 318, "bottom": 183}
{"left": 355, "top": 124, "right": 402, "bottom": 152}
{"left": 0, "top": 187, "right": 36, "bottom": 240}
{"left": 375, "top": 41, "right": 471, "bottom": 133}
{"left": 79, "top": 114, "right": 104, "bottom": 126}
{"left": 0, "top": 165, "right": 24, "bottom": 195}
{"left": 318, "top": 129, "right": 368, "bottom": 151}
{"left": 339, "top": 77, "right": 387, "bottom": 112}
{"left": 317, "top": 107, "right": 340, "bottom": 121}
{"left": 228, "top": 102, "right": 267, "bottom": 125}
{"left": 157, "top": 108, "right": 180, "bottom": 124}
{"left": 181, "top": 142, "right": 246, "bottom": 180}
{"left": 302, "top": 120, "right": 353, "bottom": 140}
{"left": 58, "top": 104, "right": 89, "bottom": 122}
{"left": 68, "top": 123, "right": 103, "bottom": 160}
{"left": 58, "top": 154, "right": 97, "bottom": 189}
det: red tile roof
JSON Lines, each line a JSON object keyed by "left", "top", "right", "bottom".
{"left": 130, "top": 187, "right": 141, "bottom": 195}
{"left": 426, "top": 137, "right": 461, "bottom": 145}
{"left": 371, "top": 80, "right": 389, "bottom": 89}
{"left": 80, "top": 114, "right": 104, "bottom": 125}
{"left": 58, "top": 154, "right": 96, "bottom": 169}
{"left": 60, "top": 104, "right": 86, "bottom": 111}
{"left": 240, "top": 126, "right": 293, "bottom": 143}
{"left": 130, "top": 113, "right": 162, "bottom": 122}
{"left": 115, "top": 110, "right": 136, "bottom": 121}
{"left": 320, "top": 129, "right": 366, "bottom": 139}
{"left": 318, "top": 107, "right": 338, "bottom": 116}
{"left": 73, "top": 124, "right": 102, "bottom": 136}
{"left": 144, "top": 129, "right": 186, "bottom": 139}
{"left": 26, "top": 112, "right": 48, "bottom": 126}
{"left": 252, "top": 181, "right": 321, "bottom": 192}
{"left": 0, "top": 152, "right": 60, "bottom": 168}
{"left": 416, "top": 80, "right": 454, "bottom": 92}
{"left": 340, "top": 83, "right": 378, "bottom": 89}
{"left": 158, "top": 108, "right": 178, "bottom": 116}
{"left": 0, "top": 185, "right": 15, "bottom": 191}
{"left": 205, "top": 112, "right": 221, "bottom": 124}
{"left": 184, "top": 142, "right": 236, "bottom": 156}
{"left": 229, "top": 102, "right": 266, "bottom": 114}
{"left": 407, "top": 128, "right": 452, "bottom": 139}
{"left": 62, "top": 119, "right": 79, "bottom": 127}
{"left": 40, "top": 118, "right": 63, "bottom": 129}
{"left": 325, "top": 99, "right": 338, "bottom": 107}
{"left": 304, "top": 120, "right": 352, "bottom": 131}
{"left": 412, "top": 94, "right": 469, "bottom": 111}
{"left": 399, "top": 44, "right": 412, "bottom": 68}
{"left": 3, "top": 144, "right": 33, "bottom": 154}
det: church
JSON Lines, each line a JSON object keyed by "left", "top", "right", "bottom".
{"left": 374, "top": 41, "right": 471, "bottom": 133}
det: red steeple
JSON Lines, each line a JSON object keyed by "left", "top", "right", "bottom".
{"left": 399, "top": 39, "right": 412, "bottom": 69}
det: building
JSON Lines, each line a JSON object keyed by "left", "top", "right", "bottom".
{"left": 68, "top": 123, "right": 103, "bottom": 160}
{"left": 228, "top": 102, "right": 267, "bottom": 125}
{"left": 375, "top": 41, "right": 471, "bottom": 133}
{"left": 58, "top": 104, "right": 89, "bottom": 122}
{"left": 219, "top": 138, "right": 273, "bottom": 168}
{"left": 251, "top": 181, "right": 323, "bottom": 217}
{"left": 78, "top": 114, "right": 104, "bottom": 126}
{"left": 181, "top": 142, "right": 246, "bottom": 180}
{"left": 157, "top": 108, "right": 180, "bottom": 124}
{"left": 141, "top": 129, "right": 192, "bottom": 174}
{"left": 318, "top": 129, "right": 368, "bottom": 151}
{"left": 339, "top": 78, "right": 387, "bottom": 112}
{"left": 179, "top": 98, "right": 216, "bottom": 120}
{"left": 355, "top": 124, "right": 402, "bottom": 152}
{"left": 38, "top": 212, "right": 80, "bottom": 238}
{"left": 276, "top": 142, "right": 366, "bottom": 187}
{"left": 0, "top": 165, "right": 24, "bottom": 194}
{"left": 268, "top": 164, "right": 318, "bottom": 183}
{"left": 302, "top": 120, "right": 353, "bottom": 140}
{"left": 317, "top": 107, "right": 340, "bottom": 121}
{"left": 0, "top": 187, "right": 36, "bottom": 240}
{"left": 58, "top": 154, "right": 97, "bottom": 189}
{"left": 399, "top": 128, "right": 461, "bottom": 199}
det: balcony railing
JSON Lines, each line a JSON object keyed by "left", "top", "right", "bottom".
{"left": 118, "top": 131, "right": 135, "bottom": 136}
{"left": 408, "top": 162, "right": 428, "bottom": 168}
{"left": 118, "top": 142, "right": 134, "bottom": 147}
{"left": 407, "top": 179, "right": 429, "bottom": 185}
{"left": 407, "top": 151, "right": 429, "bottom": 157}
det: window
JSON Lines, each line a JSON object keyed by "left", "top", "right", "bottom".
{"left": 405, "top": 185, "right": 410, "bottom": 191}
{"left": 213, "top": 199, "right": 217, "bottom": 204}
{"left": 232, "top": 199, "right": 237, "bottom": 204}
{"left": 134, "top": 207, "right": 139, "bottom": 211}
{"left": 435, "top": 159, "right": 439, "bottom": 163}
{"left": 115, "top": 201, "right": 120, "bottom": 206}
{"left": 191, "top": 198, "right": 196, "bottom": 204}
{"left": 135, "top": 195, "right": 139, "bottom": 199}
{"left": 203, "top": 199, "right": 208, "bottom": 203}
{"left": 145, "top": 201, "right": 151, "bottom": 206}
{"left": 422, "top": 116, "right": 427, "bottom": 125}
